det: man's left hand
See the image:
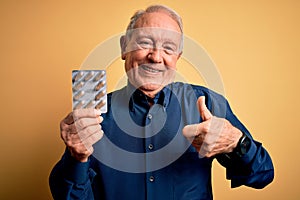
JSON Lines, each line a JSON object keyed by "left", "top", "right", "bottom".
{"left": 182, "top": 96, "right": 243, "bottom": 158}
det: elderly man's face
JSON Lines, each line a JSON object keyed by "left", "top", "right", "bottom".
{"left": 121, "top": 12, "right": 182, "bottom": 97}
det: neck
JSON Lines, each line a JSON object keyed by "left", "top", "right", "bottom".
{"left": 127, "top": 80, "right": 164, "bottom": 98}
{"left": 139, "top": 87, "right": 163, "bottom": 99}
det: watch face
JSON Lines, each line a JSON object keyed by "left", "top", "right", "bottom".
{"left": 240, "top": 135, "right": 251, "bottom": 155}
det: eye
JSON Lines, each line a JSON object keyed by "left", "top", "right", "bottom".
{"left": 136, "top": 38, "right": 153, "bottom": 49}
{"left": 163, "top": 43, "right": 177, "bottom": 55}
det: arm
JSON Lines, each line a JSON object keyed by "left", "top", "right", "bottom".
{"left": 216, "top": 100, "right": 274, "bottom": 189}
{"left": 49, "top": 150, "right": 96, "bottom": 199}
{"left": 49, "top": 108, "right": 103, "bottom": 199}
{"left": 183, "top": 96, "right": 274, "bottom": 189}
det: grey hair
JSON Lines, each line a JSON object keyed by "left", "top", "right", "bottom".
{"left": 125, "top": 5, "right": 184, "bottom": 52}
{"left": 126, "top": 5, "right": 183, "bottom": 33}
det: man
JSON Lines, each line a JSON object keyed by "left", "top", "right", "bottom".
{"left": 50, "top": 5, "right": 274, "bottom": 200}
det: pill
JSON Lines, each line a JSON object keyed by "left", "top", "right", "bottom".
{"left": 73, "top": 91, "right": 85, "bottom": 100}
{"left": 84, "top": 71, "right": 95, "bottom": 81}
{"left": 94, "top": 80, "right": 106, "bottom": 91}
{"left": 73, "top": 81, "right": 85, "bottom": 91}
{"left": 86, "top": 100, "right": 96, "bottom": 108}
{"left": 95, "top": 90, "right": 106, "bottom": 100}
{"left": 73, "top": 71, "right": 84, "bottom": 82}
{"left": 93, "top": 71, "right": 105, "bottom": 81}
{"left": 95, "top": 100, "right": 106, "bottom": 109}
{"left": 74, "top": 101, "right": 85, "bottom": 109}
{"left": 72, "top": 70, "right": 107, "bottom": 113}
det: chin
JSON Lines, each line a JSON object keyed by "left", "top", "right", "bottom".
{"left": 140, "top": 83, "right": 162, "bottom": 92}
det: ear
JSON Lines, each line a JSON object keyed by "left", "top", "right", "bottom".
{"left": 177, "top": 51, "right": 182, "bottom": 60}
{"left": 120, "top": 35, "right": 127, "bottom": 60}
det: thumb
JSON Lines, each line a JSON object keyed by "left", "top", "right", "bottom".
{"left": 197, "top": 96, "right": 212, "bottom": 121}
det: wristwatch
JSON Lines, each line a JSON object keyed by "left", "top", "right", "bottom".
{"left": 234, "top": 133, "right": 252, "bottom": 157}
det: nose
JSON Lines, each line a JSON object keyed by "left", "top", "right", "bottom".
{"left": 148, "top": 48, "right": 163, "bottom": 63}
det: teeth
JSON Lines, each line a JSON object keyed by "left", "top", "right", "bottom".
{"left": 142, "top": 65, "right": 161, "bottom": 73}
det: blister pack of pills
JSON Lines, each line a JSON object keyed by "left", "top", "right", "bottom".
{"left": 72, "top": 70, "right": 107, "bottom": 113}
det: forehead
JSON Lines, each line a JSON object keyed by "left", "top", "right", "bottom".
{"left": 134, "top": 12, "right": 181, "bottom": 33}
{"left": 129, "top": 27, "right": 182, "bottom": 43}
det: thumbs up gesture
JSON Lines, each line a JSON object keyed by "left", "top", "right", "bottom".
{"left": 182, "top": 96, "right": 243, "bottom": 158}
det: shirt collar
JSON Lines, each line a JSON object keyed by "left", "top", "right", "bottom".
{"left": 126, "top": 81, "right": 171, "bottom": 112}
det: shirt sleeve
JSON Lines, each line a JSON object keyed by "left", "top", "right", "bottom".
{"left": 207, "top": 92, "right": 274, "bottom": 189}
{"left": 49, "top": 149, "right": 96, "bottom": 200}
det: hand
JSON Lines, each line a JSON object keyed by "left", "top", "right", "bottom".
{"left": 182, "top": 96, "right": 242, "bottom": 158}
{"left": 60, "top": 108, "right": 104, "bottom": 162}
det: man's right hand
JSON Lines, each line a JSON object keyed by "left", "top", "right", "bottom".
{"left": 60, "top": 108, "right": 104, "bottom": 162}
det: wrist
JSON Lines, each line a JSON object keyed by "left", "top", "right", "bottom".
{"left": 233, "top": 132, "right": 252, "bottom": 157}
{"left": 233, "top": 130, "right": 243, "bottom": 149}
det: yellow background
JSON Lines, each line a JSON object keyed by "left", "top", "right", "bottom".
{"left": 1, "top": 0, "right": 299, "bottom": 199}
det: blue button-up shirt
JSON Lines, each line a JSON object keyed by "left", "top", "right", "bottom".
{"left": 50, "top": 82, "right": 274, "bottom": 200}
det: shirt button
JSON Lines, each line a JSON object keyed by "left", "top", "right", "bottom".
{"left": 147, "top": 114, "right": 152, "bottom": 120}
{"left": 149, "top": 176, "right": 155, "bottom": 182}
{"left": 148, "top": 144, "right": 154, "bottom": 150}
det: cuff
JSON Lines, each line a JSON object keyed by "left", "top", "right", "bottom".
{"left": 238, "top": 140, "right": 257, "bottom": 165}
{"left": 63, "top": 152, "right": 90, "bottom": 184}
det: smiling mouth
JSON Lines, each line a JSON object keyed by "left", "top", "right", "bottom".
{"left": 140, "top": 65, "right": 165, "bottom": 73}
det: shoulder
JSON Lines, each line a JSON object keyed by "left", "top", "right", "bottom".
{"left": 170, "top": 82, "right": 229, "bottom": 117}
{"left": 169, "top": 82, "right": 225, "bottom": 101}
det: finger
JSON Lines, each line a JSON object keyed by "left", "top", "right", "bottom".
{"left": 63, "top": 112, "right": 75, "bottom": 125}
{"left": 182, "top": 124, "right": 200, "bottom": 138}
{"left": 63, "top": 132, "right": 82, "bottom": 146}
{"left": 198, "top": 145, "right": 207, "bottom": 158}
{"left": 73, "top": 108, "right": 102, "bottom": 121}
{"left": 61, "top": 124, "right": 84, "bottom": 147}
{"left": 61, "top": 123, "right": 78, "bottom": 135}
{"left": 74, "top": 116, "right": 103, "bottom": 131}
{"left": 192, "top": 136, "right": 204, "bottom": 150}
{"left": 78, "top": 124, "right": 102, "bottom": 141}
{"left": 197, "top": 96, "right": 212, "bottom": 121}
{"left": 82, "top": 130, "right": 104, "bottom": 149}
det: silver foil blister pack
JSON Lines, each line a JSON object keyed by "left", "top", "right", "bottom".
{"left": 72, "top": 70, "right": 107, "bottom": 113}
